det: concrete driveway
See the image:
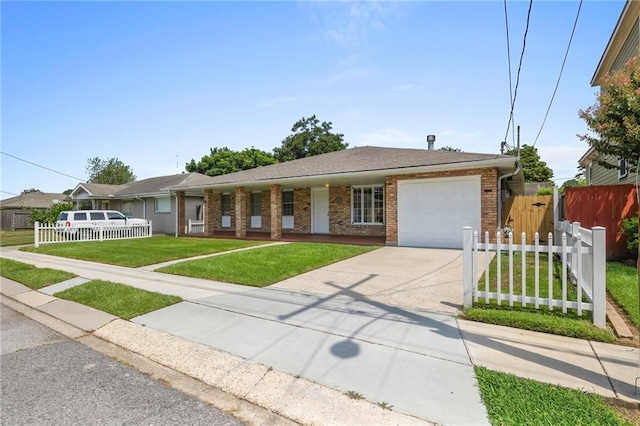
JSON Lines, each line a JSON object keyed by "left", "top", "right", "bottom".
{"left": 271, "top": 246, "right": 481, "bottom": 315}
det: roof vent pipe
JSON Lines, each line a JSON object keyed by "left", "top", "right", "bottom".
{"left": 427, "top": 134, "right": 436, "bottom": 150}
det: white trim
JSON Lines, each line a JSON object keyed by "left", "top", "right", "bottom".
{"left": 618, "top": 157, "right": 629, "bottom": 179}
{"left": 351, "top": 184, "right": 384, "bottom": 225}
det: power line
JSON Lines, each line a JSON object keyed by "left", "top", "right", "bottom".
{"left": 1, "top": 190, "right": 19, "bottom": 196}
{"left": 503, "top": 0, "right": 534, "bottom": 147}
{"left": 503, "top": 0, "right": 515, "bottom": 149}
{"left": 532, "top": 0, "right": 583, "bottom": 147}
{"left": 1, "top": 151, "right": 84, "bottom": 181}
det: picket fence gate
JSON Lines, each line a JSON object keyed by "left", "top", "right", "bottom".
{"left": 187, "top": 219, "right": 205, "bottom": 234}
{"left": 462, "top": 222, "right": 606, "bottom": 327}
{"left": 34, "top": 221, "right": 153, "bottom": 247}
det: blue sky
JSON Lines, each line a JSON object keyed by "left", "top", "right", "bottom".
{"left": 1, "top": 0, "right": 625, "bottom": 197}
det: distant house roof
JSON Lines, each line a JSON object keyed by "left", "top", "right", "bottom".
{"left": 165, "top": 146, "right": 522, "bottom": 193}
{"left": 0, "top": 192, "right": 67, "bottom": 209}
{"left": 69, "top": 173, "right": 210, "bottom": 200}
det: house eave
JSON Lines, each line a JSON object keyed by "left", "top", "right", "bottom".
{"left": 578, "top": 146, "right": 598, "bottom": 166}
{"left": 167, "top": 157, "right": 517, "bottom": 192}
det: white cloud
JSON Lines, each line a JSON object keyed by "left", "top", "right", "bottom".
{"left": 316, "top": 1, "right": 391, "bottom": 49}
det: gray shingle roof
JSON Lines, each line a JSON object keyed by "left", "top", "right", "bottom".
{"left": 73, "top": 173, "right": 209, "bottom": 198}
{"left": 0, "top": 192, "right": 68, "bottom": 209}
{"left": 168, "top": 146, "right": 515, "bottom": 189}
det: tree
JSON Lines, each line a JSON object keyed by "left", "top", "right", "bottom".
{"left": 185, "top": 147, "right": 276, "bottom": 177}
{"left": 505, "top": 144, "right": 554, "bottom": 183}
{"left": 578, "top": 54, "right": 640, "bottom": 171}
{"left": 21, "top": 188, "right": 42, "bottom": 195}
{"left": 438, "top": 146, "right": 462, "bottom": 152}
{"left": 273, "top": 115, "right": 348, "bottom": 162}
{"left": 86, "top": 157, "right": 136, "bottom": 185}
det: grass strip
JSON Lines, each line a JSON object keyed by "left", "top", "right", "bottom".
{"left": 475, "top": 367, "right": 631, "bottom": 426}
{"left": 22, "top": 235, "right": 268, "bottom": 267}
{"left": 157, "top": 242, "right": 378, "bottom": 286}
{"left": 54, "top": 280, "right": 181, "bottom": 320}
{"left": 0, "top": 258, "right": 76, "bottom": 290}
{"left": 0, "top": 230, "right": 35, "bottom": 247}
{"left": 606, "top": 262, "right": 639, "bottom": 328}
{"left": 462, "top": 306, "right": 616, "bottom": 343}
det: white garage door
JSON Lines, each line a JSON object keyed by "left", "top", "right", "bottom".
{"left": 398, "top": 176, "right": 481, "bottom": 249}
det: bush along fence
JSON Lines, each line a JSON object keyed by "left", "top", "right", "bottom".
{"left": 34, "top": 221, "right": 153, "bottom": 248}
{"left": 187, "top": 219, "right": 205, "bottom": 234}
{"left": 462, "top": 222, "right": 606, "bottom": 327}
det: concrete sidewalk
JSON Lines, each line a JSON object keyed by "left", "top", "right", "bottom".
{"left": 1, "top": 246, "right": 639, "bottom": 425}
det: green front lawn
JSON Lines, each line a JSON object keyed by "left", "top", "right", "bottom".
{"left": 0, "top": 230, "right": 34, "bottom": 247}
{"left": 54, "top": 280, "right": 182, "bottom": 320}
{"left": 157, "top": 242, "right": 378, "bottom": 286}
{"left": 0, "top": 258, "right": 76, "bottom": 289}
{"left": 476, "top": 367, "right": 631, "bottom": 426}
{"left": 606, "top": 261, "right": 639, "bottom": 328}
{"left": 21, "top": 235, "right": 268, "bottom": 267}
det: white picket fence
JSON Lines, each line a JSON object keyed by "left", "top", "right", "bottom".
{"left": 188, "top": 219, "right": 205, "bottom": 234}
{"left": 34, "top": 221, "right": 153, "bottom": 247}
{"left": 462, "top": 222, "right": 606, "bottom": 327}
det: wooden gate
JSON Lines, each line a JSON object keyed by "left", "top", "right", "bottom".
{"left": 0, "top": 210, "right": 32, "bottom": 231}
{"left": 502, "top": 194, "right": 554, "bottom": 243}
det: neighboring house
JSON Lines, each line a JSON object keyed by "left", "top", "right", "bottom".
{"left": 0, "top": 192, "right": 67, "bottom": 230}
{"left": 579, "top": 0, "right": 639, "bottom": 186}
{"left": 67, "top": 173, "right": 211, "bottom": 235}
{"left": 166, "top": 146, "right": 523, "bottom": 249}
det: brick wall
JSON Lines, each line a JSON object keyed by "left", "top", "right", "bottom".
{"left": 204, "top": 189, "right": 214, "bottom": 236}
{"left": 385, "top": 168, "right": 499, "bottom": 245}
{"left": 270, "top": 184, "right": 282, "bottom": 240}
{"left": 329, "top": 186, "right": 386, "bottom": 236}
{"left": 283, "top": 188, "right": 311, "bottom": 234}
{"left": 178, "top": 191, "right": 186, "bottom": 235}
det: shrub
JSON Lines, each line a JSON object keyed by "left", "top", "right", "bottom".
{"left": 620, "top": 216, "right": 639, "bottom": 255}
{"left": 29, "top": 202, "right": 73, "bottom": 224}
{"left": 537, "top": 187, "right": 554, "bottom": 195}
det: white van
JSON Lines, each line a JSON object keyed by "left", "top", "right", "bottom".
{"left": 56, "top": 210, "right": 148, "bottom": 237}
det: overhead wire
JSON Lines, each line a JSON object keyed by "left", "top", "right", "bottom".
{"left": 532, "top": 0, "right": 583, "bottom": 147}
{"left": 503, "top": 0, "right": 534, "bottom": 151}
{"left": 1, "top": 151, "right": 84, "bottom": 181}
{"left": 503, "top": 0, "right": 516, "bottom": 150}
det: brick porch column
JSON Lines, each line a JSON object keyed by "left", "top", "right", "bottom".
{"left": 204, "top": 189, "right": 214, "bottom": 236}
{"left": 235, "top": 187, "right": 247, "bottom": 238}
{"left": 177, "top": 191, "right": 186, "bottom": 236}
{"left": 270, "top": 184, "right": 282, "bottom": 240}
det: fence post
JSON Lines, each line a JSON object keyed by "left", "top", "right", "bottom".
{"left": 149, "top": 221, "right": 153, "bottom": 237}
{"left": 591, "top": 226, "right": 606, "bottom": 327}
{"left": 463, "top": 227, "right": 473, "bottom": 308}
{"left": 34, "top": 221, "right": 40, "bottom": 248}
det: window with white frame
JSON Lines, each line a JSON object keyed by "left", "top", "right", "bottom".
{"left": 155, "top": 197, "right": 171, "bottom": 213}
{"left": 618, "top": 157, "right": 628, "bottom": 179}
{"left": 221, "top": 194, "right": 231, "bottom": 216}
{"left": 282, "top": 190, "right": 294, "bottom": 216}
{"left": 123, "top": 201, "right": 133, "bottom": 218}
{"left": 351, "top": 185, "right": 384, "bottom": 225}
{"left": 250, "top": 192, "right": 261, "bottom": 216}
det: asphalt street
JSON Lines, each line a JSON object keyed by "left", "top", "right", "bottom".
{"left": 0, "top": 303, "right": 245, "bottom": 426}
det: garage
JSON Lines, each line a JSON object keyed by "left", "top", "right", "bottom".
{"left": 397, "top": 176, "right": 481, "bottom": 249}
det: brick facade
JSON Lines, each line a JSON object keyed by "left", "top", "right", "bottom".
{"left": 270, "top": 185, "right": 282, "bottom": 240}
{"left": 177, "top": 191, "right": 186, "bottom": 235}
{"left": 384, "top": 167, "right": 499, "bottom": 245}
{"left": 235, "top": 187, "right": 246, "bottom": 238}
{"left": 204, "top": 189, "right": 214, "bottom": 236}
{"left": 283, "top": 188, "right": 311, "bottom": 234}
{"left": 329, "top": 186, "right": 386, "bottom": 236}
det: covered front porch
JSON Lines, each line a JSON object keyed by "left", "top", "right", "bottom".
{"left": 183, "top": 230, "right": 385, "bottom": 246}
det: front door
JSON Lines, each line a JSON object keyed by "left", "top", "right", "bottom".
{"left": 312, "top": 188, "right": 329, "bottom": 234}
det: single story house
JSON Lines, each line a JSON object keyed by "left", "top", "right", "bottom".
{"left": 579, "top": 0, "right": 639, "bottom": 186}
{"left": 167, "top": 146, "right": 523, "bottom": 249}
{"left": 0, "top": 192, "right": 67, "bottom": 231}
{"left": 67, "top": 173, "right": 211, "bottom": 234}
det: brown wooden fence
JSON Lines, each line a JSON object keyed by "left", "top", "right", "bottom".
{"left": 501, "top": 194, "right": 554, "bottom": 244}
{"left": 564, "top": 184, "right": 638, "bottom": 260}
{"left": 1, "top": 210, "right": 32, "bottom": 231}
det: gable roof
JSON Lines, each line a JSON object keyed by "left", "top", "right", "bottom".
{"left": 166, "top": 146, "right": 520, "bottom": 191}
{"left": 0, "top": 192, "right": 67, "bottom": 209}
{"left": 69, "top": 172, "right": 209, "bottom": 199}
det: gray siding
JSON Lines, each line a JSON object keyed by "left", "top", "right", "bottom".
{"left": 611, "top": 17, "right": 639, "bottom": 71}
{"left": 589, "top": 153, "right": 638, "bottom": 185}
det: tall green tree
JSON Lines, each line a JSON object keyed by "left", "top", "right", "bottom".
{"left": 273, "top": 115, "right": 348, "bottom": 162}
{"left": 578, "top": 54, "right": 640, "bottom": 171}
{"left": 86, "top": 157, "right": 136, "bottom": 184}
{"left": 505, "top": 144, "right": 554, "bottom": 183}
{"left": 185, "top": 147, "right": 276, "bottom": 177}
